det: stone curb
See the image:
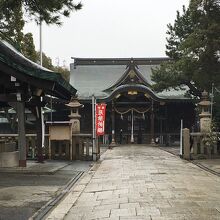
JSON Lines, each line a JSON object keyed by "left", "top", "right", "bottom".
{"left": 160, "top": 147, "right": 220, "bottom": 177}
{"left": 44, "top": 152, "right": 106, "bottom": 220}
{"left": 29, "top": 171, "right": 85, "bottom": 220}
{"left": 0, "top": 162, "right": 72, "bottom": 175}
{"left": 191, "top": 161, "right": 220, "bottom": 177}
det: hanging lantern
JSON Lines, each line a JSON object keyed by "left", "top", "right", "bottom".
{"left": 142, "top": 113, "right": 145, "bottom": 120}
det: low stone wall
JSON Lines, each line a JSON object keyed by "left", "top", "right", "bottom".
{"left": 182, "top": 129, "right": 220, "bottom": 159}
{"left": 0, "top": 151, "right": 19, "bottom": 167}
{"left": 0, "top": 142, "right": 16, "bottom": 153}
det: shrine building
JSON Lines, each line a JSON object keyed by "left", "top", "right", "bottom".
{"left": 70, "top": 58, "right": 195, "bottom": 145}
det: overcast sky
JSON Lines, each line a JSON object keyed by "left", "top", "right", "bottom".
{"left": 24, "top": 0, "right": 189, "bottom": 68}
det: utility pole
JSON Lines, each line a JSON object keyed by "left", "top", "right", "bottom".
{"left": 39, "top": 17, "right": 44, "bottom": 160}
{"left": 40, "top": 19, "right": 43, "bottom": 66}
{"left": 92, "top": 95, "right": 97, "bottom": 161}
{"left": 131, "top": 109, "right": 134, "bottom": 143}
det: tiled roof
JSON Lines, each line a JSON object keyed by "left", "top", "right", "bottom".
{"left": 70, "top": 58, "right": 189, "bottom": 101}
{"left": 0, "top": 40, "right": 76, "bottom": 100}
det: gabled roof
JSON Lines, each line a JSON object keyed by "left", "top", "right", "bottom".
{"left": 70, "top": 57, "right": 189, "bottom": 102}
{"left": 104, "top": 59, "right": 151, "bottom": 92}
{"left": 0, "top": 40, "right": 76, "bottom": 100}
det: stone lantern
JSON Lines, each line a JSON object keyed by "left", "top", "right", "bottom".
{"left": 198, "top": 90, "right": 211, "bottom": 133}
{"left": 66, "top": 96, "right": 84, "bottom": 134}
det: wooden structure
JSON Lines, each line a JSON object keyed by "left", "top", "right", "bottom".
{"left": 70, "top": 58, "right": 196, "bottom": 145}
{"left": 0, "top": 40, "right": 76, "bottom": 166}
{"left": 48, "top": 122, "right": 73, "bottom": 160}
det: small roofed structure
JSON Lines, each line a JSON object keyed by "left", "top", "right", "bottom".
{"left": 0, "top": 40, "right": 77, "bottom": 166}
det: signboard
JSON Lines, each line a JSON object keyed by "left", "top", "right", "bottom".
{"left": 96, "top": 103, "right": 106, "bottom": 136}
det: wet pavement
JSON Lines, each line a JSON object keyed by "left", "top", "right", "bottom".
{"left": 46, "top": 145, "right": 220, "bottom": 220}
{"left": 161, "top": 146, "right": 220, "bottom": 175}
{"left": 0, "top": 160, "right": 93, "bottom": 220}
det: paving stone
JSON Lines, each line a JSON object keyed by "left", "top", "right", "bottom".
{"left": 65, "top": 212, "right": 84, "bottom": 220}
{"left": 110, "top": 208, "right": 136, "bottom": 217}
{"left": 83, "top": 209, "right": 110, "bottom": 219}
{"left": 136, "top": 207, "right": 161, "bottom": 216}
{"left": 120, "top": 216, "right": 151, "bottom": 220}
{"left": 93, "top": 203, "right": 119, "bottom": 211}
{"left": 159, "top": 207, "right": 191, "bottom": 215}
{"left": 68, "top": 205, "right": 94, "bottom": 214}
{"left": 95, "top": 190, "right": 114, "bottom": 200}
{"left": 46, "top": 213, "right": 66, "bottom": 220}
{"left": 43, "top": 145, "right": 220, "bottom": 220}
{"left": 72, "top": 184, "right": 86, "bottom": 192}
{"left": 99, "top": 217, "right": 119, "bottom": 220}
{"left": 120, "top": 202, "right": 140, "bottom": 209}
{"left": 74, "top": 200, "right": 101, "bottom": 207}
{"left": 101, "top": 197, "right": 128, "bottom": 205}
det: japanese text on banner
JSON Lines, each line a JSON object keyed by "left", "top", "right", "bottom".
{"left": 96, "top": 104, "right": 106, "bottom": 136}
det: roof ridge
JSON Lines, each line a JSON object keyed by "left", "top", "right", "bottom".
{"left": 72, "top": 57, "right": 171, "bottom": 66}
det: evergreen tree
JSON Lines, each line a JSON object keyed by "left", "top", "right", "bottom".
{"left": 0, "top": 2, "right": 24, "bottom": 49}
{"left": 22, "top": 33, "right": 38, "bottom": 62}
{"left": 0, "top": 0, "right": 82, "bottom": 25}
{"left": 53, "top": 66, "right": 70, "bottom": 82}
{"left": 0, "top": 0, "right": 75, "bottom": 81}
{"left": 152, "top": 0, "right": 220, "bottom": 97}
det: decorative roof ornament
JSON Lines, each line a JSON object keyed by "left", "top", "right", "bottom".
{"left": 126, "top": 57, "right": 139, "bottom": 69}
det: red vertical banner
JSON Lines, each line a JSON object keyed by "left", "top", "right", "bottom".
{"left": 96, "top": 103, "right": 106, "bottom": 136}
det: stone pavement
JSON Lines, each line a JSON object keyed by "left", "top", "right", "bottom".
{"left": 0, "top": 160, "right": 93, "bottom": 220}
{"left": 46, "top": 145, "right": 220, "bottom": 220}
{"left": 160, "top": 146, "right": 220, "bottom": 175}
{"left": 0, "top": 160, "right": 71, "bottom": 174}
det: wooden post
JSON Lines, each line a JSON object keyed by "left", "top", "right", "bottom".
{"left": 17, "top": 101, "right": 26, "bottom": 167}
{"left": 150, "top": 100, "right": 155, "bottom": 144}
{"left": 36, "top": 106, "right": 44, "bottom": 163}
{"left": 86, "top": 139, "right": 89, "bottom": 158}
{"left": 70, "top": 135, "right": 73, "bottom": 161}
{"left": 72, "top": 136, "right": 76, "bottom": 160}
{"left": 183, "top": 128, "right": 190, "bottom": 160}
{"left": 48, "top": 137, "right": 51, "bottom": 159}
{"left": 79, "top": 140, "right": 83, "bottom": 160}
{"left": 110, "top": 101, "right": 116, "bottom": 147}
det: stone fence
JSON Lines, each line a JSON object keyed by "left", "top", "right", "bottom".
{"left": 0, "top": 133, "right": 93, "bottom": 166}
{"left": 182, "top": 128, "right": 220, "bottom": 159}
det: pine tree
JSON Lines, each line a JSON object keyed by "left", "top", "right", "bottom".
{"left": 0, "top": 2, "right": 24, "bottom": 50}
{"left": 0, "top": 0, "right": 82, "bottom": 25}
{"left": 22, "top": 33, "right": 38, "bottom": 62}
{"left": 152, "top": 0, "right": 220, "bottom": 97}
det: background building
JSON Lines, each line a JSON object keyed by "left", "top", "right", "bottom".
{"left": 70, "top": 58, "right": 196, "bottom": 145}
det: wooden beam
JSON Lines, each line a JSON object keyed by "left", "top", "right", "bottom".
{"left": 0, "top": 62, "right": 54, "bottom": 92}
{"left": 17, "top": 101, "right": 27, "bottom": 167}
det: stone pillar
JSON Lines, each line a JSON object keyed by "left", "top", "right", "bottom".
{"left": 198, "top": 90, "right": 211, "bottom": 133}
{"left": 150, "top": 100, "right": 155, "bottom": 144}
{"left": 193, "top": 136, "right": 198, "bottom": 155}
{"left": 183, "top": 128, "right": 190, "bottom": 160}
{"left": 110, "top": 101, "right": 116, "bottom": 147}
{"left": 17, "top": 101, "right": 26, "bottom": 167}
{"left": 66, "top": 97, "right": 84, "bottom": 160}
